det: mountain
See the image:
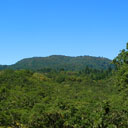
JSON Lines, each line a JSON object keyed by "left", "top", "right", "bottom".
{"left": 0, "top": 65, "right": 8, "bottom": 70}
{"left": 4, "top": 55, "right": 113, "bottom": 71}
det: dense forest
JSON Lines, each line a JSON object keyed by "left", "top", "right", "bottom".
{"left": 0, "top": 44, "right": 128, "bottom": 128}
{"left": 0, "top": 55, "right": 112, "bottom": 71}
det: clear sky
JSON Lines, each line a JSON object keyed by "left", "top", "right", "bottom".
{"left": 0, "top": 0, "right": 128, "bottom": 65}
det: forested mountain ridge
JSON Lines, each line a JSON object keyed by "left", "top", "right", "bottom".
{"left": 1, "top": 55, "right": 112, "bottom": 71}
{"left": 0, "top": 65, "right": 8, "bottom": 70}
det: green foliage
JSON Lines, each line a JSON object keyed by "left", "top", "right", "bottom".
{"left": 0, "top": 67, "right": 127, "bottom": 127}
{"left": 1, "top": 44, "right": 128, "bottom": 127}
{"left": 113, "top": 43, "right": 128, "bottom": 68}
{"left": 2, "top": 55, "right": 113, "bottom": 71}
{"left": 113, "top": 43, "right": 128, "bottom": 91}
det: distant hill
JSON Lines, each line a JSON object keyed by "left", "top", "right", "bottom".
{"left": 0, "top": 65, "right": 8, "bottom": 70}
{"left": 2, "top": 55, "right": 113, "bottom": 71}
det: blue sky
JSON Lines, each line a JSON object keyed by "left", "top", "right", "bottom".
{"left": 0, "top": 0, "right": 128, "bottom": 65}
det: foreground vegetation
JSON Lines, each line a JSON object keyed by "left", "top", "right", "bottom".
{"left": 0, "top": 44, "right": 128, "bottom": 127}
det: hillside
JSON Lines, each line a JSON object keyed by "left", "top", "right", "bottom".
{"left": 0, "top": 65, "right": 8, "bottom": 70}
{"left": 6, "top": 55, "right": 112, "bottom": 71}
